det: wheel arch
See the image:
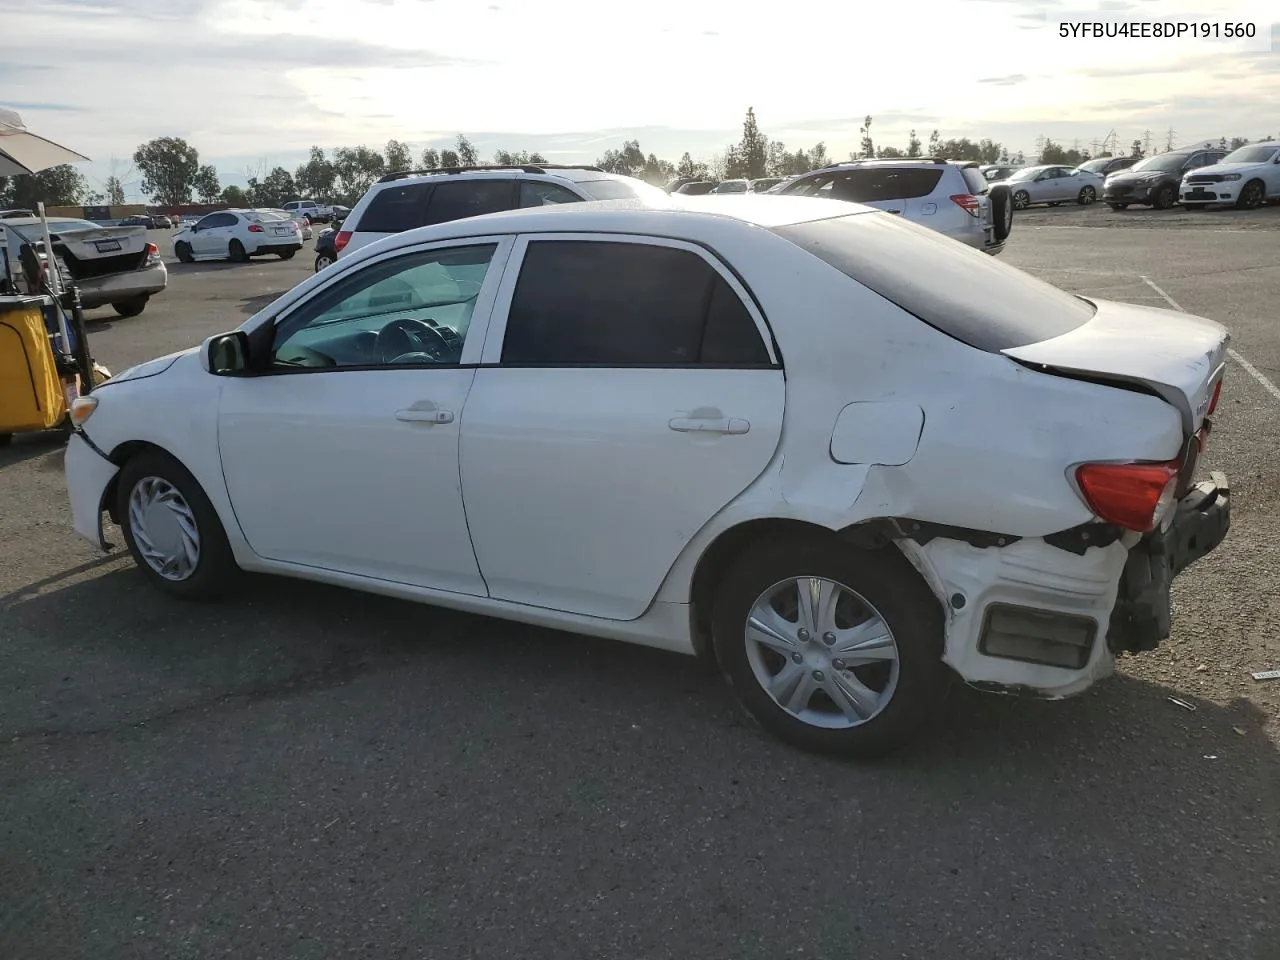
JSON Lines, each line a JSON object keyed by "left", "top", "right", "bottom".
{"left": 102, "top": 439, "right": 197, "bottom": 524}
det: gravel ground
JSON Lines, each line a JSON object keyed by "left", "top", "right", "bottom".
{"left": 2, "top": 213, "right": 1278, "bottom": 960}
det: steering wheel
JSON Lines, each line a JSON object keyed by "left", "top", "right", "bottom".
{"left": 375, "top": 318, "right": 454, "bottom": 364}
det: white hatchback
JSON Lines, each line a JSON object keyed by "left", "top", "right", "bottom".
{"left": 64, "top": 194, "right": 1231, "bottom": 757}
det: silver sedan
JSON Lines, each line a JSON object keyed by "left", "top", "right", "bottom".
{"left": 991, "top": 165, "right": 1104, "bottom": 210}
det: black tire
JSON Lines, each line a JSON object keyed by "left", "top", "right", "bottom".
{"left": 989, "top": 186, "right": 1012, "bottom": 242}
{"left": 228, "top": 239, "right": 248, "bottom": 263}
{"left": 116, "top": 449, "right": 240, "bottom": 601}
{"left": 1183, "top": 203, "right": 1208, "bottom": 211}
{"left": 1236, "top": 179, "right": 1265, "bottom": 210}
{"left": 1012, "top": 190, "right": 1030, "bottom": 211}
{"left": 1108, "top": 202, "right": 1129, "bottom": 210}
{"left": 112, "top": 296, "right": 148, "bottom": 318}
{"left": 1077, "top": 186, "right": 1096, "bottom": 205}
{"left": 278, "top": 248, "right": 296, "bottom": 260}
{"left": 711, "top": 536, "right": 950, "bottom": 759}
{"left": 174, "top": 241, "right": 194, "bottom": 263}
{"left": 314, "top": 253, "right": 334, "bottom": 272}
{"left": 0, "top": 433, "right": 11, "bottom": 447}
{"left": 1152, "top": 183, "right": 1176, "bottom": 210}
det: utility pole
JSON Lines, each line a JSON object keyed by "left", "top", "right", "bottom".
{"left": 1143, "top": 129, "right": 1152, "bottom": 155}
{"left": 1034, "top": 135, "right": 1046, "bottom": 160}
{"left": 1165, "top": 128, "right": 1176, "bottom": 152}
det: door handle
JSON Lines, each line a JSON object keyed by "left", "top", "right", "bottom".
{"left": 668, "top": 417, "right": 750, "bottom": 435}
{"left": 395, "top": 407, "right": 454, "bottom": 424}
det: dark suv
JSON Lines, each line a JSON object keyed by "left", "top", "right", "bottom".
{"left": 1101, "top": 148, "right": 1227, "bottom": 210}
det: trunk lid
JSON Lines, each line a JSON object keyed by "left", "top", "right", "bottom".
{"left": 1002, "top": 297, "right": 1229, "bottom": 434}
{"left": 50, "top": 223, "right": 148, "bottom": 260}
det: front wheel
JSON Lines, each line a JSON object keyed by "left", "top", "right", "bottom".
{"left": 174, "top": 241, "right": 193, "bottom": 263}
{"left": 1236, "top": 179, "right": 1265, "bottom": 210}
{"left": 1152, "top": 184, "right": 1176, "bottom": 209}
{"left": 1077, "top": 185, "right": 1096, "bottom": 205}
{"left": 116, "top": 450, "right": 240, "bottom": 600}
{"left": 1012, "top": 190, "right": 1030, "bottom": 210}
{"left": 711, "top": 537, "right": 949, "bottom": 758}
{"left": 112, "top": 296, "right": 148, "bottom": 318}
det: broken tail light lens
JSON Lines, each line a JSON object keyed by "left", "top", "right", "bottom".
{"left": 1206, "top": 378, "right": 1223, "bottom": 416}
{"left": 1074, "top": 460, "right": 1181, "bottom": 532}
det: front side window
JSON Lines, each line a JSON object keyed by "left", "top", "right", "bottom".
{"left": 500, "top": 240, "right": 770, "bottom": 366}
{"left": 270, "top": 243, "right": 498, "bottom": 370}
{"left": 422, "top": 180, "right": 514, "bottom": 226}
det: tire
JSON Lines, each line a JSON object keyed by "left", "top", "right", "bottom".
{"left": 174, "top": 241, "right": 193, "bottom": 263}
{"left": 1236, "top": 179, "right": 1265, "bottom": 210}
{"left": 228, "top": 239, "right": 248, "bottom": 263}
{"left": 314, "top": 253, "right": 334, "bottom": 272}
{"left": 278, "top": 248, "right": 296, "bottom": 260}
{"left": 0, "top": 433, "right": 11, "bottom": 447}
{"left": 1183, "top": 203, "right": 1208, "bottom": 211}
{"left": 116, "top": 449, "right": 240, "bottom": 600}
{"left": 1077, "top": 186, "right": 1096, "bottom": 205}
{"left": 1152, "top": 183, "right": 1176, "bottom": 210}
{"left": 112, "top": 296, "right": 148, "bottom": 318}
{"left": 1012, "top": 190, "right": 1030, "bottom": 211}
{"left": 710, "top": 536, "right": 950, "bottom": 759}
{"left": 989, "top": 186, "right": 1012, "bottom": 242}
{"left": 1108, "top": 202, "right": 1129, "bottom": 210}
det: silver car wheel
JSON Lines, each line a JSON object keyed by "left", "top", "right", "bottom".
{"left": 127, "top": 476, "right": 201, "bottom": 581}
{"left": 744, "top": 576, "right": 900, "bottom": 729}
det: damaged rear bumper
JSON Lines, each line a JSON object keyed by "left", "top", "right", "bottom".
{"left": 1108, "top": 471, "right": 1230, "bottom": 654}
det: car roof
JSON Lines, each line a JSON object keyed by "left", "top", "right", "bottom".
{"left": 348, "top": 194, "right": 875, "bottom": 252}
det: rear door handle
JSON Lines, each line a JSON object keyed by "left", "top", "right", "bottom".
{"left": 668, "top": 417, "right": 750, "bottom": 435}
{"left": 396, "top": 407, "right": 454, "bottom": 424}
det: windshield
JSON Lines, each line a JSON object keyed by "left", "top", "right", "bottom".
{"left": 576, "top": 178, "right": 670, "bottom": 202}
{"left": 1076, "top": 159, "right": 1113, "bottom": 174}
{"left": 1006, "top": 168, "right": 1044, "bottom": 181}
{"left": 1129, "top": 153, "right": 1191, "bottom": 173}
{"left": 1221, "top": 144, "right": 1279, "bottom": 164}
{"left": 715, "top": 181, "right": 749, "bottom": 192}
{"left": 772, "top": 212, "right": 1095, "bottom": 352}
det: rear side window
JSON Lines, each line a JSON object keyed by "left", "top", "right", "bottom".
{"left": 783, "top": 168, "right": 944, "bottom": 202}
{"left": 359, "top": 183, "right": 432, "bottom": 232}
{"left": 422, "top": 179, "right": 515, "bottom": 226}
{"left": 772, "top": 213, "right": 1095, "bottom": 352}
{"left": 500, "top": 240, "right": 771, "bottom": 366}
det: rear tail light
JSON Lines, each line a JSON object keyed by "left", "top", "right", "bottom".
{"left": 1074, "top": 460, "right": 1180, "bottom": 532}
{"left": 248, "top": 223, "right": 265, "bottom": 233}
{"left": 144, "top": 242, "right": 158, "bottom": 256}
{"left": 950, "top": 194, "right": 981, "bottom": 216}
{"left": 1206, "top": 378, "right": 1223, "bottom": 416}
{"left": 333, "top": 230, "right": 352, "bottom": 254}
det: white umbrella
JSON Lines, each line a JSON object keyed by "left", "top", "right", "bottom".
{"left": 0, "top": 106, "right": 89, "bottom": 177}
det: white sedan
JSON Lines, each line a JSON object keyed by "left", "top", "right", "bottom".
{"left": 172, "top": 208, "right": 303, "bottom": 263}
{"left": 993, "top": 164, "right": 1105, "bottom": 209}
{"left": 64, "top": 194, "right": 1230, "bottom": 757}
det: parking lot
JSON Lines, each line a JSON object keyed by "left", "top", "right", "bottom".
{"left": 3, "top": 205, "right": 1279, "bottom": 959}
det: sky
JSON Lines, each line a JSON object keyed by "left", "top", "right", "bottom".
{"left": 2, "top": 0, "right": 1277, "bottom": 200}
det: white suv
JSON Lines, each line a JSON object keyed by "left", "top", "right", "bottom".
{"left": 770, "top": 158, "right": 1012, "bottom": 254}
{"left": 335, "top": 164, "right": 670, "bottom": 259}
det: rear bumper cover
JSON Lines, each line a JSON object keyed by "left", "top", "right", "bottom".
{"left": 77, "top": 260, "right": 168, "bottom": 308}
{"left": 1108, "top": 471, "right": 1230, "bottom": 653}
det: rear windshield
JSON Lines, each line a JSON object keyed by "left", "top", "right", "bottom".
{"left": 772, "top": 213, "right": 1096, "bottom": 351}
{"left": 781, "top": 168, "right": 944, "bottom": 202}
{"left": 359, "top": 182, "right": 432, "bottom": 232}
{"left": 959, "top": 167, "right": 988, "bottom": 195}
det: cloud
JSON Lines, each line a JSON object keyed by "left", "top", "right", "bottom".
{"left": 978, "top": 74, "right": 1028, "bottom": 85}
{"left": 2, "top": 102, "right": 85, "bottom": 113}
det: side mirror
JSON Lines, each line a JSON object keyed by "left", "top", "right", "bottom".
{"left": 203, "top": 330, "right": 251, "bottom": 376}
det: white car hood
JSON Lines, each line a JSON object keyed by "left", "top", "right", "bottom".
{"left": 1187, "top": 161, "right": 1272, "bottom": 176}
{"left": 1002, "top": 297, "right": 1229, "bottom": 434}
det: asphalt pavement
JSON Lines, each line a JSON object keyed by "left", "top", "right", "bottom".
{"left": 2, "top": 211, "right": 1279, "bottom": 960}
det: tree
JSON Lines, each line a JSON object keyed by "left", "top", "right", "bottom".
{"left": 133, "top": 136, "right": 200, "bottom": 205}
{"left": 439, "top": 148, "right": 459, "bottom": 168}
{"left": 332, "top": 145, "right": 385, "bottom": 204}
{"left": 455, "top": 134, "right": 479, "bottom": 166}
{"left": 0, "top": 165, "right": 88, "bottom": 209}
{"left": 221, "top": 185, "right": 249, "bottom": 205}
{"left": 248, "top": 166, "right": 296, "bottom": 207}
{"left": 194, "top": 164, "right": 221, "bottom": 203}
{"left": 906, "top": 129, "right": 922, "bottom": 158}
{"left": 421, "top": 147, "right": 440, "bottom": 169}
{"left": 294, "top": 146, "right": 337, "bottom": 200}
{"left": 876, "top": 146, "right": 906, "bottom": 158}
{"left": 104, "top": 176, "right": 126, "bottom": 205}
{"left": 737, "top": 107, "right": 769, "bottom": 180}
{"left": 596, "top": 139, "right": 646, "bottom": 177}
{"left": 384, "top": 138, "right": 413, "bottom": 173}
{"left": 928, "top": 129, "right": 941, "bottom": 155}
{"left": 1130, "top": 138, "right": 1145, "bottom": 158}
{"left": 858, "top": 116, "right": 874, "bottom": 160}
{"left": 494, "top": 149, "right": 548, "bottom": 165}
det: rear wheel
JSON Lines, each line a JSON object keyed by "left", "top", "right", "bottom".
{"left": 1236, "top": 179, "right": 1265, "bottom": 210}
{"left": 711, "top": 537, "right": 950, "bottom": 758}
{"left": 112, "top": 296, "right": 148, "bottom": 318}
{"left": 1077, "top": 185, "right": 1096, "bottom": 205}
{"left": 1012, "top": 190, "right": 1030, "bottom": 210}
{"left": 228, "top": 239, "right": 248, "bottom": 263}
{"left": 314, "top": 252, "right": 334, "bottom": 272}
{"left": 116, "top": 450, "right": 240, "bottom": 600}
{"left": 277, "top": 248, "right": 296, "bottom": 260}
{"left": 174, "top": 241, "right": 193, "bottom": 263}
